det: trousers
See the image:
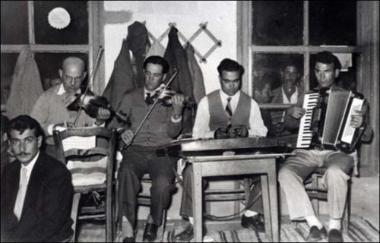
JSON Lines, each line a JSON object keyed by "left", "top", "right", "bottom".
{"left": 118, "top": 145, "right": 177, "bottom": 227}
{"left": 278, "top": 149, "right": 354, "bottom": 220}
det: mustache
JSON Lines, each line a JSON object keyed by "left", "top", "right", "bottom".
{"left": 15, "top": 153, "right": 29, "bottom": 157}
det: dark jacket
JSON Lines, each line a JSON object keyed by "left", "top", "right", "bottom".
{"left": 1, "top": 152, "right": 74, "bottom": 242}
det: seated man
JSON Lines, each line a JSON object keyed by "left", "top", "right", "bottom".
{"left": 108, "top": 56, "right": 185, "bottom": 242}
{"left": 268, "top": 60, "right": 304, "bottom": 136}
{"left": 1, "top": 115, "right": 74, "bottom": 242}
{"left": 175, "top": 58, "right": 268, "bottom": 241}
{"left": 278, "top": 51, "right": 372, "bottom": 242}
{"left": 30, "top": 56, "right": 110, "bottom": 159}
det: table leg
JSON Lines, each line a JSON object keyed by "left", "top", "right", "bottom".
{"left": 192, "top": 164, "right": 203, "bottom": 242}
{"left": 268, "top": 161, "right": 279, "bottom": 242}
{"left": 261, "top": 174, "right": 272, "bottom": 241}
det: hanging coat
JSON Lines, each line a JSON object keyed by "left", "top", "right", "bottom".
{"left": 102, "top": 39, "right": 136, "bottom": 111}
{"left": 6, "top": 47, "right": 43, "bottom": 119}
{"left": 185, "top": 44, "right": 205, "bottom": 104}
{"left": 103, "top": 21, "right": 150, "bottom": 111}
{"left": 163, "top": 26, "right": 195, "bottom": 134}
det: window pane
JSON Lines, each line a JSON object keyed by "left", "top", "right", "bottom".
{"left": 1, "top": 53, "right": 19, "bottom": 104}
{"left": 252, "top": 1, "right": 303, "bottom": 46}
{"left": 34, "top": 53, "right": 88, "bottom": 90}
{"left": 309, "top": 53, "right": 358, "bottom": 91}
{"left": 252, "top": 54, "right": 304, "bottom": 103}
{"left": 309, "top": 1, "right": 356, "bottom": 45}
{"left": 1, "top": 1, "right": 29, "bottom": 44}
{"left": 34, "top": 1, "right": 88, "bottom": 44}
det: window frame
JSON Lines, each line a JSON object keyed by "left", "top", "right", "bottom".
{"left": 237, "top": 1, "right": 360, "bottom": 109}
{"left": 0, "top": 1, "right": 103, "bottom": 93}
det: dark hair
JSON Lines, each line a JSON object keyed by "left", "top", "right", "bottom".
{"left": 314, "top": 51, "right": 342, "bottom": 70}
{"left": 217, "top": 58, "right": 245, "bottom": 76}
{"left": 1, "top": 115, "right": 9, "bottom": 135}
{"left": 7, "top": 115, "right": 44, "bottom": 139}
{"left": 143, "top": 56, "right": 170, "bottom": 74}
{"left": 280, "top": 58, "right": 301, "bottom": 72}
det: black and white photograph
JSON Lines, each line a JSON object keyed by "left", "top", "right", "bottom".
{"left": 1, "top": 1, "right": 379, "bottom": 242}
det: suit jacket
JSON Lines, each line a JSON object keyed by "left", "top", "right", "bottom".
{"left": 1, "top": 152, "right": 74, "bottom": 242}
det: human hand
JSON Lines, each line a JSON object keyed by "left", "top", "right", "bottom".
{"left": 171, "top": 93, "right": 185, "bottom": 116}
{"left": 228, "top": 125, "right": 249, "bottom": 138}
{"left": 214, "top": 127, "right": 230, "bottom": 139}
{"left": 96, "top": 107, "right": 111, "bottom": 122}
{"left": 350, "top": 110, "right": 364, "bottom": 128}
{"left": 287, "top": 106, "right": 305, "bottom": 119}
{"left": 120, "top": 129, "right": 134, "bottom": 147}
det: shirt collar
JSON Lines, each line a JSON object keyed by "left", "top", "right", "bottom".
{"left": 220, "top": 90, "right": 240, "bottom": 101}
{"left": 20, "top": 151, "right": 40, "bottom": 177}
{"left": 281, "top": 86, "right": 298, "bottom": 104}
{"left": 57, "top": 84, "right": 66, "bottom": 95}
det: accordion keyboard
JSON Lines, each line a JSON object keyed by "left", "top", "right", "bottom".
{"left": 296, "top": 92, "right": 319, "bottom": 148}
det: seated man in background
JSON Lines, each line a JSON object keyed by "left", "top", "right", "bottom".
{"left": 278, "top": 51, "right": 372, "bottom": 242}
{"left": 175, "top": 58, "right": 268, "bottom": 241}
{"left": 30, "top": 56, "right": 110, "bottom": 159}
{"left": 107, "top": 55, "right": 185, "bottom": 242}
{"left": 1, "top": 115, "right": 73, "bottom": 242}
{"left": 268, "top": 60, "right": 304, "bottom": 136}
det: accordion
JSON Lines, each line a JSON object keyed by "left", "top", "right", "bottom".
{"left": 296, "top": 89, "right": 365, "bottom": 153}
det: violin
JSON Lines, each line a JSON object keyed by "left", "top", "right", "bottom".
{"left": 148, "top": 83, "right": 195, "bottom": 107}
{"left": 67, "top": 90, "right": 127, "bottom": 122}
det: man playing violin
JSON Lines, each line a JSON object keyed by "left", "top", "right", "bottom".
{"left": 30, "top": 56, "right": 111, "bottom": 159}
{"left": 107, "top": 55, "right": 185, "bottom": 242}
{"left": 175, "top": 58, "right": 268, "bottom": 241}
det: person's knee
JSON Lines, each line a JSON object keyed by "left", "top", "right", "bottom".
{"left": 325, "top": 166, "right": 350, "bottom": 181}
{"left": 278, "top": 167, "right": 295, "bottom": 184}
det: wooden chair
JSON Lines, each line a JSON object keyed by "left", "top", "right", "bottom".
{"left": 53, "top": 126, "right": 117, "bottom": 242}
{"left": 305, "top": 166, "right": 353, "bottom": 231}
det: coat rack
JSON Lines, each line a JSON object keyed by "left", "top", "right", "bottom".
{"left": 143, "top": 22, "right": 222, "bottom": 63}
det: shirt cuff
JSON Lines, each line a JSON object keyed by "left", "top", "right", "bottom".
{"left": 171, "top": 115, "right": 182, "bottom": 123}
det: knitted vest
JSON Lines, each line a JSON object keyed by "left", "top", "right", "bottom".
{"left": 207, "top": 90, "right": 251, "bottom": 130}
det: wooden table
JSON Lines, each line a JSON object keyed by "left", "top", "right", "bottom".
{"left": 185, "top": 153, "right": 285, "bottom": 242}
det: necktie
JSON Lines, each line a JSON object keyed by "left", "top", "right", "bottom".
{"left": 225, "top": 97, "right": 233, "bottom": 117}
{"left": 14, "top": 167, "right": 28, "bottom": 220}
{"left": 145, "top": 93, "right": 154, "bottom": 105}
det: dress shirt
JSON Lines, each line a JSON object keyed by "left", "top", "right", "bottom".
{"left": 193, "top": 90, "right": 268, "bottom": 139}
{"left": 281, "top": 86, "right": 299, "bottom": 104}
{"left": 13, "top": 152, "right": 40, "bottom": 220}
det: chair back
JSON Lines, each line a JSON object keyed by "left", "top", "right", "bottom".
{"left": 53, "top": 126, "right": 117, "bottom": 191}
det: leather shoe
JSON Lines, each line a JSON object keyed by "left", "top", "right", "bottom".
{"left": 306, "top": 226, "right": 327, "bottom": 242}
{"left": 122, "top": 236, "right": 135, "bottom": 242}
{"left": 241, "top": 214, "right": 265, "bottom": 232}
{"left": 328, "top": 229, "right": 343, "bottom": 242}
{"left": 174, "top": 224, "right": 208, "bottom": 241}
{"left": 143, "top": 223, "right": 159, "bottom": 242}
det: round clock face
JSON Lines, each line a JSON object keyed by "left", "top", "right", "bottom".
{"left": 48, "top": 7, "right": 71, "bottom": 30}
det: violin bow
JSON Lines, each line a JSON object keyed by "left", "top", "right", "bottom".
{"left": 73, "top": 46, "right": 104, "bottom": 127}
{"left": 122, "top": 69, "right": 178, "bottom": 150}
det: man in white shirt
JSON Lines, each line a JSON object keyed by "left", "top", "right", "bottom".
{"left": 1, "top": 115, "right": 73, "bottom": 242}
{"left": 268, "top": 61, "right": 304, "bottom": 136}
{"left": 175, "top": 58, "right": 268, "bottom": 241}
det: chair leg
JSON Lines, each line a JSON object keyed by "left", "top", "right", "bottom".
{"left": 343, "top": 181, "right": 352, "bottom": 231}
{"left": 106, "top": 188, "right": 113, "bottom": 242}
{"left": 71, "top": 193, "right": 81, "bottom": 243}
{"left": 158, "top": 210, "right": 167, "bottom": 242}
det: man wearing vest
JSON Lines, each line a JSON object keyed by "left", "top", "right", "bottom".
{"left": 174, "top": 58, "right": 268, "bottom": 241}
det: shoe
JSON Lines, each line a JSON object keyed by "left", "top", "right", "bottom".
{"left": 122, "top": 236, "right": 135, "bottom": 242}
{"left": 174, "top": 224, "right": 208, "bottom": 241}
{"left": 306, "top": 226, "right": 327, "bottom": 242}
{"left": 328, "top": 229, "right": 343, "bottom": 242}
{"left": 241, "top": 214, "right": 265, "bottom": 232}
{"left": 143, "top": 223, "right": 159, "bottom": 242}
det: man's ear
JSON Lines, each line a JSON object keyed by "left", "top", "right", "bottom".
{"left": 162, "top": 73, "right": 167, "bottom": 82}
{"left": 82, "top": 71, "right": 88, "bottom": 79}
{"left": 59, "top": 69, "right": 63, "bottom": 78}
{"left": 37, "top": 136, "right": 43, "bottom": 149}
{"left": 334, "top": 69, "right": 340, "bottom": 79}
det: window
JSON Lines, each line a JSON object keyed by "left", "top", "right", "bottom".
{"left": 1, "top": 1, "right": 99, "bottom": 104}
{"left": 238, "top": 1, "right": 359, "bottom": 107}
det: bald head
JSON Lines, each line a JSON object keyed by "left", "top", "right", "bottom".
{"left": 59, "top": 57, "right": 87, "bottom": 93}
